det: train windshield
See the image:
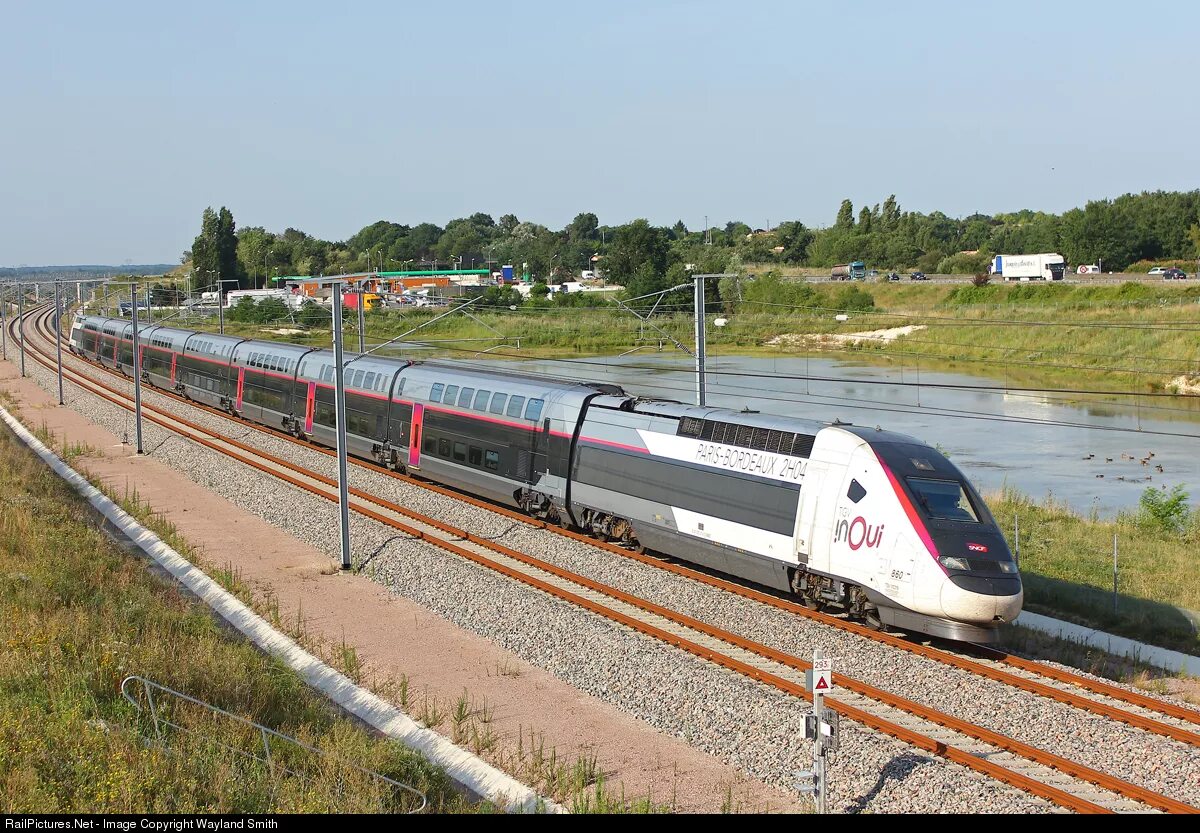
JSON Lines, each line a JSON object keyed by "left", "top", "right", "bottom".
{"left": 907, "top": 478, "right": 981, "bottom": 523}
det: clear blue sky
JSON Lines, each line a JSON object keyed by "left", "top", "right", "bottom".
{"left": 2, "top": 0, "right": 1196, "bottom": 266}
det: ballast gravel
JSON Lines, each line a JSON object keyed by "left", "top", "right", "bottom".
{"left": 22, "top": 343, "right": 1196, "bottom": 812}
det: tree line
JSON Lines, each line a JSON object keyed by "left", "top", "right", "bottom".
{"left": 185, "top": 190, "right": 1200, "bottom": 299}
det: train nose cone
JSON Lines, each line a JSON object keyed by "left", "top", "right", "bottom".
{"left": 940, "top": 574, "right": 1023, "bottom": 625}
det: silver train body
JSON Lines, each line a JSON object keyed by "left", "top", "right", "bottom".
{"left": 71, "top": 314, "right": 1023, "bottom": 642}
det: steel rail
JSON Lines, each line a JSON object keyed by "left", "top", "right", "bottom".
{"left": 17, "top": 307, "right": 1197, "bottom": 813}
{"left": 34, "top": 308, "right": 1200, "bottom": 733}
{"left": 38, "top": 307, "right": 1200, "bottom": 739}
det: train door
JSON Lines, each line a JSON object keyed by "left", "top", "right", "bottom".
{"left": 408, "top": 403, "right": 424, "bottom": 468}
{"left": 795, "top": 462, "right": 827, "bottom": 569}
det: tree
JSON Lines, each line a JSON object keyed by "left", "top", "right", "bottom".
{"left": 567, "top": 212, "right": 599, "bottom": 242}
{"left": 835, "top": 199, "right": 855, "bottom": 231}
{"left": 857, "top": 207, "right": 873, "bottom": 234}
{"left": 604, "top": 219, "right": 670, "bottom": 298}
{"left": 190, "top": 206, "right": 244, "bottom": 289}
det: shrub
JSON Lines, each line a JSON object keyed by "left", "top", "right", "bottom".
{"left": 832, "top": 285, "right": 875, "bottom": 312}
{"left": 972, "top": 272, "right": 990, "bottom": 287}
{"left": 1137, "top": 484, "right": 1191, "bottom": 534}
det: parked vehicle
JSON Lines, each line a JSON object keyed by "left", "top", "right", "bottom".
{"left": 1163, "top": 268, "right": 1188, "bottom": 280}
{"left": 910, "top": 272, "right": 928, "bottom": 281}
{"left": 990, "top": 253, "right": 1066, "bottom": 281}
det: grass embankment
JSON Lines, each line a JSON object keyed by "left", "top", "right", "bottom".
{"left": 0, "top": 422, "right": 467, "bottom": 814}
{"left": 988, "top": 487, "right": 1200, "bottom": 658}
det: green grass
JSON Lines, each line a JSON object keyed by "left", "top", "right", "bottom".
{"left": 0, "top": 424, "right": 470, "bottom": 813}
{"left": 1, "top": 417, "right": 673, "bottom": 814}
{"left": 988, "top": 487, "right": 1200, "bottom": 656}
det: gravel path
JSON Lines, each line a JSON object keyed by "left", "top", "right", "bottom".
{"left": 21, "top": 335, "right": 1195, "bottom": 811}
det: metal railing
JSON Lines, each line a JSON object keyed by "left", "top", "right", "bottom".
{"left": 121, "top": 675, "right": 427, "bottom": 813}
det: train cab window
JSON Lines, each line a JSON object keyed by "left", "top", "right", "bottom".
{"left": 484, "top": 450, "right": 499, "bottom": 471}
{"left": 444, "top": 385, "right": 459, "bottom": 405}
{"left": 907, "top": 478, "right": 980, "bottom": 523}
{"left": 453, "top": 442, "right": 467, "bottom": 462}
{"left": 473, "top": 390, "right": 490, "bottom": 411}
{"left": 468, "top": 446, "right": 482, "bottom": 466}
{"left": 429, "top": 383, "right": 444, "bottom": 403}
{"left": 458, "top": 387, "right": 475, "bottom": 408}
{"left": 506, "top": 395, "right": 525, "bottom": 419}
{"left": 847, "top": 479, "right": 866, "bottom": 504}
{"left": 438, "top": 438, "right": 451, "bottom": 457}
{"left": 524, "top": 398, "right": 544, "bottom": 422}
{"left": 489, "top": 393, "right": 507, "bottom": 415}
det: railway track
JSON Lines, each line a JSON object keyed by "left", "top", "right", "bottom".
{"left": 11, "top": 304, "right": 1199, "bottom": 814}
{"left": 29, "top": 306, "right": 1200, "bottom": 740}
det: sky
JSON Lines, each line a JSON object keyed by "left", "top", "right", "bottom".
{"left": 2, "top": 0, "right": 1197, "bottom": 266}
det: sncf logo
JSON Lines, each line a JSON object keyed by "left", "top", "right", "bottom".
{"left": 967, "top": 542, "right": 988, "bottom": 553}
{"left": 835, "top": 516, "right": 884, "bottom": 551}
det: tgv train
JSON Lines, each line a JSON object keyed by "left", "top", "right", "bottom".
{"left": 70, "top": 314, "right": 1022, "bottom": 642}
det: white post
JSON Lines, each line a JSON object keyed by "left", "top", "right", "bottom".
{"left": 332, "top": 283, "right": 353, "bottom": 570}
{"left": 694, "top": 274, "right": 706, "bottom": 406}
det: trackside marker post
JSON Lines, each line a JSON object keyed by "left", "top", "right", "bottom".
{"left": 801, "top": 649, "right": 839, "bottom": 813}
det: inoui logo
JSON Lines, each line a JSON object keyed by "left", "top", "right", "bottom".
{"left": 835, "top": 516, "right": 884, "bottom": 551}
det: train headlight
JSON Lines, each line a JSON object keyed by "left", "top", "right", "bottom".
{"left": 939, "top": 556, "right": 970, "bottom": 571}
{"left": 997, "top": 560, "right": 1018, "bottom": 573}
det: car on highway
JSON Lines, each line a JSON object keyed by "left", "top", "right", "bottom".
{"left": 887, "top": 271, "right": 901, "bottom": 281}
{"left": 1148, "top": 267, "right": 1167, "bottom": 275}
{"left": 1163, "top": 268, "right": 1188, "bottom": 280}
{"left": 910, "top": 271, "right": 928, "bottom": 281}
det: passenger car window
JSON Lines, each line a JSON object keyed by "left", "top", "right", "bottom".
{"left": 524, "top": 398, "right": 544, "bottom": 421}
{"left": 506, "top": 395, "right": 525, "bottom": 418}
{"left": 438, "top": 438, "right": 451, "bottom": 457}
{"left": 489, "top": 393, "right": 507, "bottom": 415}
{"left": 484, "top": 450, "right": 499, "bottom": 471}
{"left": 468, "top": 446, "right": 482, "bottom": 466}
{"left": 458, "top": 387, "right": 475, "bottom": 407}
{"left": 444, "top": 385, "right": 459, "bottom": 404}
{"left": 453, "top": 442, "right": 467, "bottom": 462}
{"left": 429, "top": 382, "right": 444, "bottom": 403}
{"left": 473, "top": 390, "right": 490, "bottom": 411}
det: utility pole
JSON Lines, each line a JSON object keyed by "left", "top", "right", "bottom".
{"left": 1, "top": 284, "right": 8, "bottom": 361}
{"left": 356, "top": 279, "right": 366, "bottom": 354}
{"left": 331, "top": 282, "right": 352, "bottom": 570}
{"left": 694, "top": 274, "right": 706, "bottom": 406}
{"left": 54, "top": 280, "right": 64, "bottom": 405}
{"left": 145, "top": 283, "right": 153, "bottom": 324}
{"left": 18, "top": 283, "right": 26, "bottom": 377}
{"left": 689, "top": 273, "right": 736, "bottom": 407}
{"left": 130, "top": 282, "right": 144, "bottom": 454}
{"left": 217, "top": 269, "right": 225, "bottom": 335}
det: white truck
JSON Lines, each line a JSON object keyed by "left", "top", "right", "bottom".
{"left": 990, "top": 253, "right": 1066, "bottom": 281}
